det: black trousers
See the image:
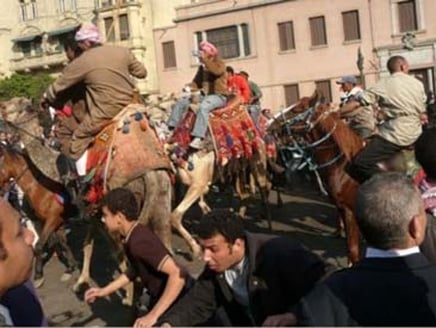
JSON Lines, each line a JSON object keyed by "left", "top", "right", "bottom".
{"left": 346, "top": 135, "right": 404, "bottom": 184}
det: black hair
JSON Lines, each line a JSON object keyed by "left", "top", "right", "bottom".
{"left": 387, "top": 55, "right": 406, "bottom": 74}
{"left": 226, "top": 66, "right": 234, "bottom": 74}
{"left": 63, "top": 36, "right": 83, "bottom": 58}
{"left": 196, "top": 208, "right": 245, "bottom": 244}
{"left": 415, "top": 128, "right": 436, "bottom": 181}
{"left": 100, "top": 188, "right": 138, "bottom": 221}
{"left": 239, "top": 71, "right": 249, "bottom": 78}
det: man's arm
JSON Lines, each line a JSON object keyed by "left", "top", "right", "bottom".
{"left": 133, "top": 256, "right": 186, "bottom": 328}
{"left": 339, "top": 100, "right": 360, "bottom": 116}
{"left": 128, "top": 51, "right": 147, "bottom": 79}
{"left": 45, "top": 59, "right": 88, "bottom": 103}
{"left": 202, "top": 55, "right": 225, "bottom": 76}
{"left": 250, "top": 81, "right": 263, "bottom": 102}
{"left": 84, "top": 273, "right": 131, "bottom": 303}
{"left": 159, "top": 270, "right": 218, "bottom": 327}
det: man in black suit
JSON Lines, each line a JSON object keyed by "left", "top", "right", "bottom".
{"left": 293, "top": 172, "right": 436, "bottom": 326}
{"left": 159, "top": 208, "right": 329, "bottom": 327}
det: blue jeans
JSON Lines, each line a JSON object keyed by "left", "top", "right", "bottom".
{"left": 191, "top": 94, "right": 227, "bottom": 138}
{"left": 167, "top": 97, "right": 191, "bottom": 128}
{"left": 248, "top": 104, "right": 261, "bottom": 126}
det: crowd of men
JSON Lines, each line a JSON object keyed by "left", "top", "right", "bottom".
{"left": 2, "top": 21, "right": 436, "bottom": 327}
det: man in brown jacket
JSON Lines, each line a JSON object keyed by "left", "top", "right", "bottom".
{"left": 44, "top": 23, "right": 146, "bottom": 177}
{"left": 167, "top": 41, "right": 228, "bottom": 149}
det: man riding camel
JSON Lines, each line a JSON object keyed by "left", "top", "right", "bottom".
{"left": 166, "top": 41, "right": 229, "bottom": 150}
{"left": 43, "top": 23, "right": 147, "bottom": 186}
{"left": 344, "top": 56, "right": 427, "bottom": 183}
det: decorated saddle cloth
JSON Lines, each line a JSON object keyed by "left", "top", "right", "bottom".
{"left": 168, "top": 97, "right": 264, "bottom": 166}
{"left": 85, "top": 104, "right": 171, "bottom": 203}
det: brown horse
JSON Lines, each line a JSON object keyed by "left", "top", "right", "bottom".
{"left": 0, "top": 143, "right": 76, "bottom": 287}
{"left": 270, "top": 91, "right": 363, "bottom": 264}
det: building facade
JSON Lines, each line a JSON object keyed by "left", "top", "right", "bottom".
{"left": 0, "top": 0, "right": 190, "bottom": 94}
{"left": 154, "top": 0, "right": 436, "bottom": 111}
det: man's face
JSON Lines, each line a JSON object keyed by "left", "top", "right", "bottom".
{"left": 101, "top": 206, "right": 120, "bottom": 234}
{"left": 65, "top": 47, "right": 76, "bottom": 62}
{"left": 340, "top": 82, "right": 353, "bottom": 92}
{"left": 77, "top": 40, "right": 91, "bottom": 51}
{"left": 199, "top": 234, "right": 244, "bottom": 273}
{"left": 0, "top": 202, "right": 35, "bottom": 291}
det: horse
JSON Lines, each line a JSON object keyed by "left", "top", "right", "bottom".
{"left": 0, "top": 97, "right": 173, "bottom": 302}
{"left": 160, "top": 94, "right": 272, "bottom": 258}
{"left": 269, "top": 90, "right": 363, "bottom": 264}
{"left": 0, "top": 143, "right": 77, "bottom": 287}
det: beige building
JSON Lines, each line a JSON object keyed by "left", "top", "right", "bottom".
{"left": 154, "top": 0, "right": 436, "bottom": 111}
{"left": 1, "top": 0, "right": 190, "bottom": 94}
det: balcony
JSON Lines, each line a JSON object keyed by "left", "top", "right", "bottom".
{"left": 10, "top": 52, "right": 67, "bottom": 72}
{"left": 96, "top": 0, "right": 140, "bottom": 13}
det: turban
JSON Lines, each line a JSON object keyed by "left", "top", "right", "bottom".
{"left": 199, "top": 41, "right": 218, "bottom": 57}
{"left": 75, "top": 23, "right": 101, "bottom": 43}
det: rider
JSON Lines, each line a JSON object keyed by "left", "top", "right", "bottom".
{"left": 345, "top": 55, "right": 427, "bottom": 183}
{"left": 226, "top": 66, "right": 250, "bottom": 104}
{"left": 336, "top": 75, "right": 376, "bottom": 139}
{"left": 167, "top": 41, "right": 229, "bottom": 150}
{"left": 240, "top": 71, "right": 263, "bottom": 126}
{"left": 43, "top": 23, "right": 147, "bottom": 183}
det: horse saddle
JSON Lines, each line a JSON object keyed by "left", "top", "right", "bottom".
{"left": 26, "top": 139, "right": 63, "bottom": 183}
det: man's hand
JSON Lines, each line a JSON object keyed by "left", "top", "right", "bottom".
{"left": 262, "top": 312, "right": 297, "bottom": 326}
{"left": 84, "top": 287, "right": 106, "bottom": 303}
{"left": 134, "top": 313, "right": 159, "bottom": 328}
{"left": 420, "top": 112, "right": 429, "bottom": 125}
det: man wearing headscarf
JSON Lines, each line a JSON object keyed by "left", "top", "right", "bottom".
{"left": 43, "top": 23, "right": 147, "bottom": 178}
{"left": 167, "top": 41, "right": 229, "bottom": 149}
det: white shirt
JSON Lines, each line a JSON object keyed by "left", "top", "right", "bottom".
{"left": 224, "top": 256, "right": 249, "bottom": 306}
{"left": 365, "top": 246, "right": 420, "bottom": 258}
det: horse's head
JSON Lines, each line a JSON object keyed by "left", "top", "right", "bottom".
{"left": 0, "top": 144, "right": 14, "bottom": 186}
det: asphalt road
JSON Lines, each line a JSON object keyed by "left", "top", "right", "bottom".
{"left": 35, "top": 184, "right": 348, "bottom": 326}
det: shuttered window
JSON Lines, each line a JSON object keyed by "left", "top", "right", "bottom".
{"left": 119, "top": 14, "right": 130, "bottom": 41}
{"left": 162, "top": 41, "right": 177, "bottom": 69}
{"left": 104, "top": 17, "right": 115, "bottom": 42}
{"left": 284, "top": 84, "right": 299, "bottom": 106}
{"left": 278, "top": 21, "right": 295, "bottom": 51}
{"left": 342, "top": 10, "right": 361, "bottom": 41}
{"left": 398, "top": 0, "right": 418, "bottom": 32}
{"left": 309, "top": 16, "right": 327, "bottom": 46}
{"left": 315, "top": 80, "right": 332, "bottom": 103}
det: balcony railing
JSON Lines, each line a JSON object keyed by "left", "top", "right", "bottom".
{"left": 10, "top": 52, "right": 67, "bottom": 72}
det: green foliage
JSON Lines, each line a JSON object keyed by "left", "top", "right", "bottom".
{"left": 0, "top": 73, "right": 55, "bottom": 101}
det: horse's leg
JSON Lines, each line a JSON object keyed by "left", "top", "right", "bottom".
{"left": 34, "top": 218, "right": 62, "bottom": 288}
{"left": 334, "top": 207, "right": 346, "bottom": 238}
{"left": 344, "top": 208, "right": 360, "bottom": 265}
{"left": 53, "top": 226, "right": 77, "bottom": 282}
{"left": 73, "top": 221, "right": 96, "bottom": 293}
{"left": 171, "top": 183, "right": 205, "bottom": 258}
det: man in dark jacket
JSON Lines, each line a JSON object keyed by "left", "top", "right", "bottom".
{"left": 294, "top": 172, "right": 436, "bottom": 326}
{"left": 159, "top": 209, "right": 328, "bottom": 326}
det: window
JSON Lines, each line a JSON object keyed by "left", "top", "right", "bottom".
{"left": 30, "top": 0, "right": 37, "bottom": 19}
{"left": 58, "top": 0, "right": 77, "bottom": 12}
{"left": 398, "top": 0, "right": 418, "bottom": 32}
{"left": 58, "top": 0, "right": 66, "bottom": 12}
{"left": 19, "top": 0, "right": 27, "bottom": 21}
{"left": 342, "top": 10, "right": 361, "bottom": 41}
{"left": 104, "top": 17, "right": 115, "bottom": 42}
{"left": 278, "top": 21, "right": 295, "bottom": 51}
{"left": 315, "top": 80, "right": 332, "bottom": 103}
{"left": 309, "top": 16, "right": 327, "bottom": 46}
{"left": 162, "top": 41, "right": 177, "bottom": 68}
{"left": 194, "top": 24, "right": 251, "bottom": 60}
{"left": 119, "top": 14, "right": 130, "bottom": 40}
{"left": 284, "top": 84, "right": 299, "bottom": 106}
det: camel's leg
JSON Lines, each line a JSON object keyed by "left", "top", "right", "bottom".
{"left": 171, "top": 184, "right": 206, "bottom": 258}
{"left": 33, "top": 219, "right": 62, "bottom": 288}
{"left": 252, "top": 169, "right": 273, "bottom": 231}
{"left": 140, "top": 170, "right": 173, "bottom": 253}
{"left": 73, "top": 222, "right": 96, "bottom": 293}
{"left": 119, "top": 258, "right": 134, "bottom": 306}
{"left": 236, "top": 173, "right": 250, "bottom": 218}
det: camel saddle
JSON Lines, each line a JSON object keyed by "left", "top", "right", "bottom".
{"left": 84, "top": 103, "right": 171, "bottom": 203}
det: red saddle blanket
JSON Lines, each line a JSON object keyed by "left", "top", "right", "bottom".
{"left": 85, "top": 107, "right": 171, "bottom": 203}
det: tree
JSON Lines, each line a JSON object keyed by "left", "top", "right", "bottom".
{"left": 0, "top": 73, "right": 55, "bottom": 101}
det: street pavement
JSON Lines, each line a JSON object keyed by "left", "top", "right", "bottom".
{"left": 35, "top": 186, "right": 348, "bottom": 326}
